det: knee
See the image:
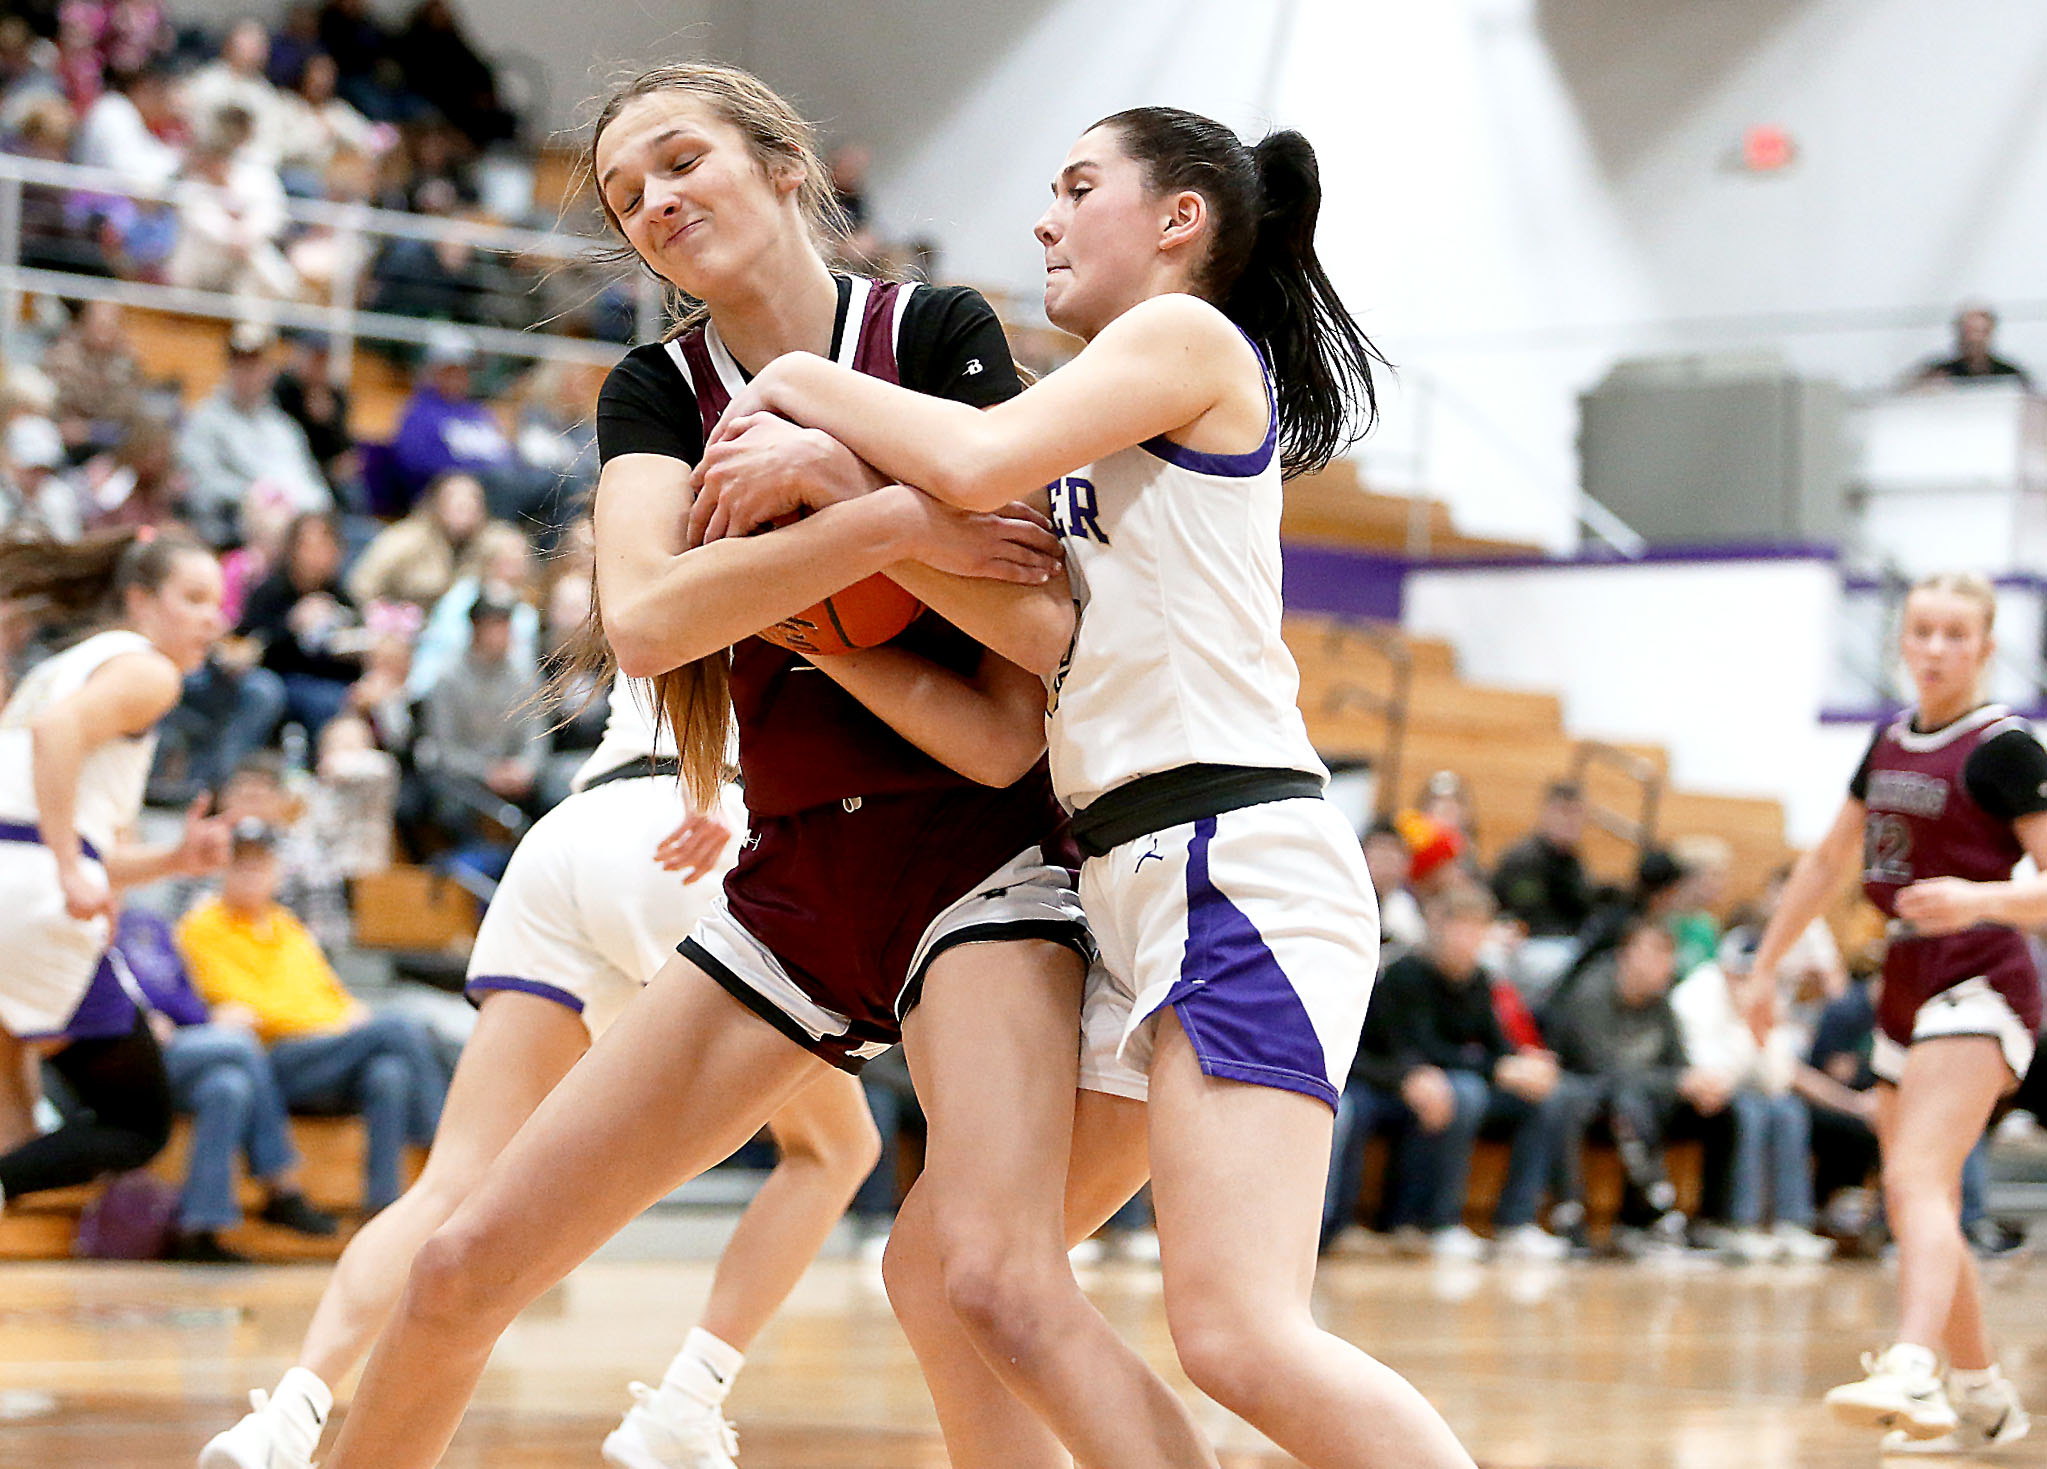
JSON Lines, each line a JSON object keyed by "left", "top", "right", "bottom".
{"left": 1168, "top": 1298, "right": 1297, "bottom": 1421}
{"left": 879, "top": 1214, "right": 945, "bottom": 1321}
{"left": 922, "top": 1213, "right": 1066, "bottom": 1359}
{"left": 360, "top": 1053, "right": 412, "bottom": 1111}
{"left": 192, "top": 1064, "right": 255, "bottom": 1121}
{"left": 401, "top": 1219, "right": 516, "bottom": 1338}
{"left": 1445, "top": 1072, "right": 1490, "bottom": 1133}
{"left": 778, "top": 1107, "right": 883, "bottom": 1193}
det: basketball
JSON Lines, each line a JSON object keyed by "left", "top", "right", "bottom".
{"left": 749, "top": 513, "right": 923, "bottom": 655}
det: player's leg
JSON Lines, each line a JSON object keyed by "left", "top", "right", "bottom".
{"left": 605, "top": 1070, "right": 881, "bottom": 1469}
{"left": 882, "top": 1084, "right": 1152, "bottom": 1468}
{"left": 1826, "top": 1038, "right": 2006, "bottom": 1439}
{"left": 320, "top": 957, "right": 826, "bottom": 1469}
{"left": 1148, "top": 1012, "right": 1476, "bottom": 1469}
{"left": 199, "top": 991, "right": 590, "bottom": 1469}
{"left": 895, "top": 939, "right": 1213, "bottom": 1469}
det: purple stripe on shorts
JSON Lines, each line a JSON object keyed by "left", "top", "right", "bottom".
{"left": 0, "top": 820, "right": 102, "bottom": 862}
{"left": 464, "top": 975, "right": 586, "bottom": 1015}
{"left": 1163, "top": 815, "right": 1338, "bottom": 1110}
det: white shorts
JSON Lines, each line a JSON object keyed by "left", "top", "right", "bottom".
{"left": 682, "top": 843, "right": 1092, "bottom": 1070}
{"left": 1870, "top": 975, "right": 2038, "bottom": 1087}
{"left": 1076, "top": 797, "right": 1378, "bottom": 1109}
{"left": 0, "top": 837, "right": 115, "bottom": 1041}
{"left": 465, "top": 777, "right": 743, "bottom": 1040}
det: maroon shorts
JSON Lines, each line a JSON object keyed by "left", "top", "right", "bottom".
{"left": 1875, "top": 926, "right": 2042, "bottom": 1081}
{"left": 678, "top": 773, "right": 1091, "bottom": 1071}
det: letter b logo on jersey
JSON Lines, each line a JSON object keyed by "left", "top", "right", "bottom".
{"left": 1048, "top": 476, "right": 1109, "bottom": 546}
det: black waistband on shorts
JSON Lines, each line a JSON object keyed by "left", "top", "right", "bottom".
{"left": 579, "top": 755, "right": 684, "bottom": 794}
{"left": 1069, "top": 764, "right": 1324, "bottom": 860}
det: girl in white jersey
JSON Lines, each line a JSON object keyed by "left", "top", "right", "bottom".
{"left": 0, "top": 526, "right": 231, "bottom": 1206}
{"left": 201, "top": 675, "right": 882, "bottom": 1469}
{"left": 692, "top": 107, "right": 1476, "bottom": 1468}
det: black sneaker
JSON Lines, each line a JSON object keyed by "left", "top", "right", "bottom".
{"left": 261, "top": 1190, "right": 340, "bottom": 1237}
{"left": 1967, "top": 1218, "right": 2028, "bottom": 1258}
{"left": 169, "top": 1229, "right": 252, "bottom": 1264}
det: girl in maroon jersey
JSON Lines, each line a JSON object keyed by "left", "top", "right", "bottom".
{"left": 322, "top": 64, "right": 1209, "bottom": 1469}
{"left": 1754, "top": 572, "right": 2041, "bottom": 1452}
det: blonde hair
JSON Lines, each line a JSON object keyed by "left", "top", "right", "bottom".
{"left": 1905, "top": 571, "right": 1997, "bottom": 634}
{"left": 559, "top": 63, "right": 845, "bottom": 809}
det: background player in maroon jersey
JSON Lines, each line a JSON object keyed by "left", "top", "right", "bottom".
{"left": 322, "top": 64, "right": 1209, "bottom": 1469}
{"left": 1754, "top": 572, "right": 2041, "bottom": 1452}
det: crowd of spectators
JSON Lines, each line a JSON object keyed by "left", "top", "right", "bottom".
{"left": 1326, "top": 776, "right": 2045, "bottom": 1264}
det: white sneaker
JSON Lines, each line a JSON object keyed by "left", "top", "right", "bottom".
{"left": 198, "top": 1389, "right": 323, "bottom": 1469}
{"left": 1389, "top": 1225, "right": 1432, "bottom": 1259}
{"left": 1726, "top": 1227, "right": 1783, "bottom": 1263}
{"left": 602, "top": 1382, "right": 739, "bottom": 1469}
{"left": 1772, "top": 1222, "right": 1837, "bottom": 1263}
{"left": 1884, "top": 1375, "right": 2030, "bottom": 1455}
{"left": 1827, "top": 1346, "right": 1958, "bottom": 1440}
{"left": 1494, "top": 1224, "right": 1569, "bottom": 1261}
{"left": 1428, "top": 1226, "right": 1490, "bottom": 1262}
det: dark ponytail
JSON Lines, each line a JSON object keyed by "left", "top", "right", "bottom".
{"left": 0, "top": 525, "right": 210, "bottom": 633}
{"left": 1095, "top": 108, "right": 1388, "bottom": 478}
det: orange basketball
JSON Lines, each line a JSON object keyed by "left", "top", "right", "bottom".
{"left": 748, "top": 513, "right": 923, "bottom": 655}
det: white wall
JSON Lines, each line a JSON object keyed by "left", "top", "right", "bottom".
{"left": 1401, "top": 555, "right": 1848, "bottom": 841}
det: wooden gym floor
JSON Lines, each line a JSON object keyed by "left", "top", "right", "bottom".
{"left": 3, "top": 1251, "right": 2041, "bottom": 1467}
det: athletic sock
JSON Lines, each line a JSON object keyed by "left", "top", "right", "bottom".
{"left": 659, "top": 1327, "right": 744, "bottom": 1409}
{"left": 1949, "top": 1365, "right": 2003, "bottom": 1396}
{"left": 272, "top": 1366, "right": 334, "bottom": 1429}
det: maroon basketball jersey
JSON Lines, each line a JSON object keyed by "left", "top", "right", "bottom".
{"left": 1855, "top": 703, "right": 2043, "bottom": 1043}
{"left": 666, "top": 277, "right": 999, "bottom": 817}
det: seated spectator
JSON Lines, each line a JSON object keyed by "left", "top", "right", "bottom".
{"left": 510, "top": 359, "right": 600, "bottom": 547}
{"left": 346, "top": 469, "right": 489, "bottom": 610}
{"left": 1668, "top": 834, "right": 1731, "bottom": 979}
{"left": 412, "top": 593, "right": 545, "bottom": 859}
{"left": 1492, "top": 780, "right": 1593, "bottom": 1003}
{"left": 1544, "top": 918, "right": 1718, "bottom": 1251}
{"left": 7, "top": 94, "right": 110, "bottom": 275}
{"left": 1670, "top": 954, "right": 1832, "bottom": 1261}
{"left": 0, "top": 18, "right": 62, "bottom": 127}
{"left": 273, "top": 50, "right": 388, "bottom": 194}
{"left": 391, "top": 0, "right": 515, "bottom": 147}
{"left": 177, "top": 328, "right": 331, "bottom": 546}
{"left": 405, "top": 520, "right": 535, "bottom": 699}
{"left": 1547, "top": 846, "right": 1688, "bottom": 1015}
{"left": 536, "top": 563, "right": 606, "bottom": 807}
{"left": 315, "top": 0, "right": 406, "bottom": 124}
{"left": 180, "top": 18, "right": 291, "bottom": 167}
{"left": 147, "top": 634, "right": 286, "bottom": 807}
{"left": 384, "top": 330, "right": 513, "bottom": 513}
{"left": 1415, "top": 768, "right": 1480, "bottom": 861}
{"left": 1913, "top": 302, "right": 2033, "bottom": 391}
{"left": 115, "top": 908, "right": 337, "bottom": 1263}
{"left": 1373, "top": 883, "right": 1579, "bottom": 1260}
{"left": 80, "top": 420, "right": 184, "bottom": 531}
{"left": 271, "top": 328, "right": 355, "bottom": 496}
{"left": 166, "top": 112, "right": 298, "bottom": 303}
{"left": 43, "top": 299, "right": 147, "bottom": 456}
{"left": 2, "top": 409, "right": 85, "bottom": 539}
{"left": 237, "top": 509, "right": 369, "bottom": 735}
{"left": 1795, "top": 967, "right": 1882, "bottom": 1240}
{"left": 58, "top": 0, "right": 168, "bottom": 78}
{"left": 282, "top": 142, "right": 376, "bottom": 296}
{"left": 1363, "top": 819, "right": 1426, "bottom": 961}
{"left": 73, "top": 58, "right": 179, "bottom": 190}
{"left": 176, "top": 821, "right": 446, "bottom": 1214}
{"left": 266, "top": 3, "right": 323, "bottom": 90}
{"left": 1724, "top": 863, "right": 1848, "bottom": 1052}
{"left": 305, "top": 710, "right": 398, "bottom": 883}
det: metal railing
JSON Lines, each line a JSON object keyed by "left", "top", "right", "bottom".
{"left": 1313, "top": 619, "right": 1415, "bottom": 816}
{"left": 1568, "top": 739, "right": 1664, "bottom": 861}
{"left": 0, "top": 151, "right": 658, "bottom": 379}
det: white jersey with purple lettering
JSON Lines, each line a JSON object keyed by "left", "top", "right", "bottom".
{"left": 1043, "top": 347, "right": 1324, "bottom": 811}
{"left": 1045, "top": 324, "right": 1374, "bottom": 1110}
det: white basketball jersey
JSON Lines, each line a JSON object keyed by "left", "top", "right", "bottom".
{"left": 1044, "top": 343, "right": 1326, "bottom": 812}
{"left": 0, "top": 629, "right": 161, "bottom": 851}
{"left": 570, "top": 675, "right": 677, "bottom": 791}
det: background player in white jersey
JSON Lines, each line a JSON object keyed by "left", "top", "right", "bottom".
{"left": 201, "top": 677, "right": 880, "bottom": 1469}
{"left": 0, "top": 526, "right": 231, "bottom": 1205}
{"left": 693, "top": 107, "right": 1475, "bottom": 1469}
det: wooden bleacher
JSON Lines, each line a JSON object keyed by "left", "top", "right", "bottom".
{"left": 0, "top": 1117, "right": 423, "bottom": 1262}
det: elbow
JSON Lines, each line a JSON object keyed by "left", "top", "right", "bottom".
{"left": 611, "top": 632, "right": 671, "bottom": 681}
{"left": 605, "top": 600, "right": 689, "bottom": 680}
{"left": 1010, "top": 619, "right": 1071, "bottom": 680}
{"left": 965, "top": 731, "right": 1046, "bottom": 789}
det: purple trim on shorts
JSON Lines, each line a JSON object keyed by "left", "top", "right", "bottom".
{"left": 464, "top": 975, "right": 586, "bottom": 1015}
{"left": 17, "top": 951, "right": 137, "bottom": 1043}
{"left": 1162, "top": 815, "right": 1339, "bottom": 1111}
{"left": 0, "top": 820, "right": 102, "bottom": 862}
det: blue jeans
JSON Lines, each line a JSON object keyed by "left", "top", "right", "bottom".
{"left": 155, "top": 662, "right": 287, "bottom": 798}
{"left": 1726, "top": 1089, "right": 1814, "bottom": 1228}
{"left": 162, "top": 1025, "right": 300, "bottom": 1233}
{"left": 1433, "top": 1070, "right": 1581, "bottom": 1230}
{"left": 269, "top": 1013, "right": 448, "bottom": 1212}
{"left": 1322, "top": 1081, "right": 1437, "bottom": 1245}
{"left": 279, "top": 673, "right": 354, "bottom": 740}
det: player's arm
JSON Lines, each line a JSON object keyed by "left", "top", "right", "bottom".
{"left": 696, "top": 414, "right": 1074, "bottom": 674}
{"left": 804, "top": 647, "right": 1048, "bottom": 787}
{"left": 597, "top": 454, "right": 1056, "bottom": 679}
{"left": 1750, "top": 797, "right": 1865, "bottom": 985}
{"left": 1896, "top": 812, "right": 2047, "bottom": 933}
{"left": 698, "top": 294, "right": 1246, "bottom": 517}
